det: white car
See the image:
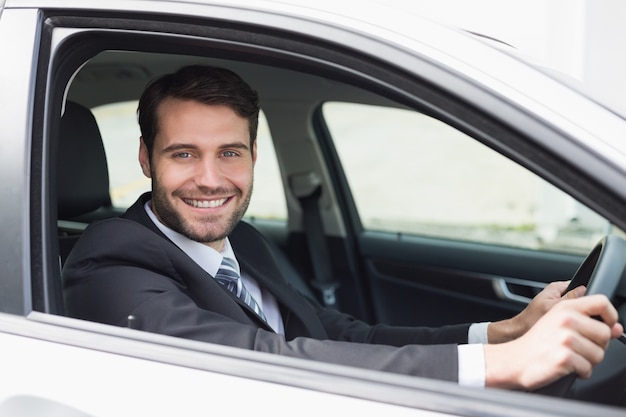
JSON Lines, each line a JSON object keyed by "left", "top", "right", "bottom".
{"left": 0, "top": 0, "right": 625, "bottom": 416}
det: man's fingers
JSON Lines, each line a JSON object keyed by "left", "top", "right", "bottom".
{"left": 561, "top": 284, "right": 586, "bottom": 300}
{"left": 570, "top": 324, "right": 610, "bottom": 365}
{"left": 551, "top": 280, "right": 570, "bottom": 293}
{"left": 574, "top": 294, "right": 619, "bottom": 327}
{"left": 557, "top": 293, "right": 622, "bottom": 342}
{"left": 535, "top": 295, "right": 619, "bottom": 381}
{"left": 611, "top": 323, "right": 624, "bottom": 339}
{"left": 539, "top": 280, "right": 570, "bottom": 299}
{"left": 546, "top": 322, "right": 607, "bottom": 381}
{"left": 554, "top": 294, "right": 618, "bottom": 325}
{"left": 493, "top": 291, "right": 621, "bottom": 389}
{"left": 567, "top": 350, "right": 594, "bottom": 379}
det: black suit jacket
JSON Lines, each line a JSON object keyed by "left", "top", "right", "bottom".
{"left": 63, "top": 193, "right": 471, "bottom": 382}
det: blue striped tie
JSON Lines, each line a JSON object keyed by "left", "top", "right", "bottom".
{"left": 214, "top": 257, "right": 267, "bottom": 323}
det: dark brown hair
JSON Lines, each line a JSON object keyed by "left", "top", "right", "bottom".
{"left": 138, "top": 65, "right": 260, "bottom": 157}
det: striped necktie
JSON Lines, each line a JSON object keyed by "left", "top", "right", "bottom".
{"left": 214, "top": 256, "right": 267, "bottom": 323}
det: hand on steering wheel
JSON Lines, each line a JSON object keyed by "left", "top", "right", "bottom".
{"left": 535, "top": 235, "right": 626, "bottom": 397}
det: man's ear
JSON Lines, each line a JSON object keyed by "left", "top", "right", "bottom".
{"left": 252, "top": 139, "right": 257, "bottom": 165}
{"left": 139, "top": 137, "right": 152, "bottom": 178}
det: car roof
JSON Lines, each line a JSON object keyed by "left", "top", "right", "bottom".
{"left": 8, "top": 0, "right": 626, "bottom": 180}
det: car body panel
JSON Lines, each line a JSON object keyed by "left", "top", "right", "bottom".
{"left": 0, "top": 7, "right": 41, "bottom": 315}
{"left": 0, "top": 315, "right": 442, "bottom": 417}
{"left": 2, "top": 312, "right": 625, "bottom": 417}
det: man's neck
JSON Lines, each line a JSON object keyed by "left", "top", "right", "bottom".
{"left": 146, "top": 199, "right": 226, "bottom": 253}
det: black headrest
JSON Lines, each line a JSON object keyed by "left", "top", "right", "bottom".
{"left": 57, "top": 101, "right": 111, "bottom": 219}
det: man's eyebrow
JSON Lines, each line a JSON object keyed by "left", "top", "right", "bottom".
{"left": 160, "top": 142, "right": 250, "bottom": 153}
{"left": 219, "top": 142, "right": 250, "bottom": 151}
{"left": 161, "top": 143, "right": 199, "bottom": 153}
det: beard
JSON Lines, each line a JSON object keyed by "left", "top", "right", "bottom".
{"left": 151, "top": 179, "right": 253, "bottom": 245}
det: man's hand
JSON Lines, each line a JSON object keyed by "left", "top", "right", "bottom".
{"left": 488, "top": 281, "right": 585, "bottom": 343}
{"left": 483, "top": 294, "right": 623, "bottom": 390}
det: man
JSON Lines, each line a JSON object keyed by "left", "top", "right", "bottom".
{"left": 63, "top": 65, "right": 622, "bottom": 390}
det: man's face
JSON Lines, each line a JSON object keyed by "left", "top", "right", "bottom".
{"left": 139, "top": 98, "right": 256, "bottom": 252}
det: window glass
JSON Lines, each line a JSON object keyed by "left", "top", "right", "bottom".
{"left": 92, "top": 101, "right": 287, "bottom": 220}
{"left": 324, "top": 102, "right": 610, "bottom": 254}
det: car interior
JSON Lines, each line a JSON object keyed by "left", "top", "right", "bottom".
{"left": 37, "top": 23, "right": 626, "bottom": 408}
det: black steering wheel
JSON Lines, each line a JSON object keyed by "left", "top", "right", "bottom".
{"left": 563, "top": 234, "right": 626, "bottom": 299}
{"left": 535, "top": 234, "right": 626, "bottom": 397}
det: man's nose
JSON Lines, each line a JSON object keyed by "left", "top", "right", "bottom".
{"left": 195, "top": 159, "right": 223, "bottom": 186}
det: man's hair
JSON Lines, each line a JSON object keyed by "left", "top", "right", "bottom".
{"left": 138, "top": 65, "right": 260, "bottom": 157}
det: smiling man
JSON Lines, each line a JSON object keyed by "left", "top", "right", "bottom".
{"left": 139, "top": 98, "right": 255, "bottom": 251}
{"left": 63, "top": 65, "right": 622, "bottom": 390}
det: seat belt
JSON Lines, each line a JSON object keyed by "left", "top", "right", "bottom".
{"left": 290, "top": 172, "right": 340, "bottom": 309}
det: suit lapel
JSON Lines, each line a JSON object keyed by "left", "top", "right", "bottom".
{"left": 125, "top": 193, "right": 326, "bottom": 338}
{"left": 123, "top": 193, "right": 273, "bottom": 331}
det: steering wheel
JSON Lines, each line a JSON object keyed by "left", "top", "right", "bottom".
{"left": 534, "top": 234, "right": 626, "bottom": 397}
{"left": 563, "top": 234, "right": 626, "bottom": 298}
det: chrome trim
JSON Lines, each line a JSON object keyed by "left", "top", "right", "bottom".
{"left": 493, "top": 277, "right": 547, "bottom": 304}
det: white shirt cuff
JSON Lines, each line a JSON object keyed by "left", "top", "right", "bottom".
{"left": 457, "top": 344, "right": 486, "bottom": 388}
{"left": 468, "top": 321, "right": 490, "bottom": 344}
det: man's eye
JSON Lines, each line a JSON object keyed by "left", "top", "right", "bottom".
{"left": 222, "top": 150, "right": 238, "bottom": 157}
{"left": 175, "top": 152, "right": 191, "bottom": 158}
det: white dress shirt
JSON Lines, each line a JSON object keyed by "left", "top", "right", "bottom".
{"left": 144, "top": 200, "right": 486, "bottom": 386}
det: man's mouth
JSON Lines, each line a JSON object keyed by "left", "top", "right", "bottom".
{"left": 183, "top": 197, "right": 228, "bottom": 208}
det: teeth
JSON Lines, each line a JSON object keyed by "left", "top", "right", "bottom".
{"left": 185, "top": 198, "right": 227, "bottom": 208}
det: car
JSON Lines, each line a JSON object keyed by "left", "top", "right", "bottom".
{"left": 1, "top": 0, "right": 625, "bottom": 415}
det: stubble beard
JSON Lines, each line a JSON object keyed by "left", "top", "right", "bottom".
{"left": 151, "top": 179, "right": 253, "bottom": 245}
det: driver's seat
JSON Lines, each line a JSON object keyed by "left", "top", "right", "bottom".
{"left": 57, "top": 101, "right": 116, "bottom": 265}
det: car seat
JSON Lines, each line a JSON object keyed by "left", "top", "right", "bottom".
{"left": 57, "top": 101, "right": 117, "bottom": 265}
